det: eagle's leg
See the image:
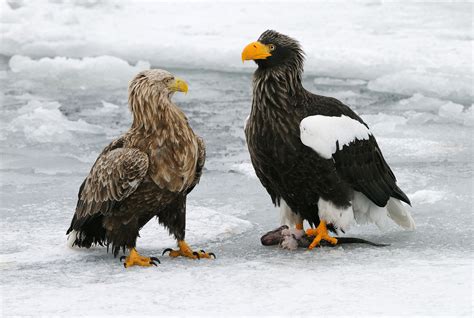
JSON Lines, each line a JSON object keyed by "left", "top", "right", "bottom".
{"left": 305, "top": 220, "right": 338, "bottom": 249}
{"left": 163, "top": 240, "right": 216, "bottom": 259}
{"left": 120, "top": 248, "right": 160, "bottom": 268}
{"left": 161, "top": 196, "right": 215, "bottom": 260}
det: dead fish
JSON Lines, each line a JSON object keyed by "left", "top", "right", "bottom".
{"left": 261, "top": 225, "right": 389, "bottom": 250}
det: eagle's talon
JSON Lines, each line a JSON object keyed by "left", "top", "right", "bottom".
{"left": 121, "top": 248, "right": 158, "bottom": 268}
{"left": 164, "top": 241, "right": 214, "bottom": 260}
{"left": 150, "top": 257, "right": 160, "bottom": 264}
{"left": 307, "top": 221, "right": 338, "bottom": 250}
{"left": 162, "top": 248, "right": 172, "bottom": 256}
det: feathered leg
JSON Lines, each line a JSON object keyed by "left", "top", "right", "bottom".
{"left": 103, "top": 215, "right": 160, "bottom": 268}
{"left": 160, "top": 195, "right": 215, "bottom": 260}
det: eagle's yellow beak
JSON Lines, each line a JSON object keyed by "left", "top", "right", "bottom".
{"left": 169, "top": 78, "right": 188, "bottom": 94}
{"left": 241, "top": 41, "right": 272, "bottom": 62}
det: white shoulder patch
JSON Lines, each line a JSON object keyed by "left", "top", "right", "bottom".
{"left": 299, "top": 115, "right": 371, "bottom": 159}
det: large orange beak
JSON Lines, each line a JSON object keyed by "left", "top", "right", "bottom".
{"left": 241, "top": 41, "right": 272, "bottom": 62}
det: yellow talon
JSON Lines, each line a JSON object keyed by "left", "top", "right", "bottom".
{"left": 163, "top": 240, "right": 215, "bottom": 259}
{"left": 305, "top": 221, "right": 338, "bottom": 249}
{"left": 121, "top": 248, "right": 160, "bottom": 268}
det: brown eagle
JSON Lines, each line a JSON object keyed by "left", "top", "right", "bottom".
{"left": 242, "top": 30, "right": 415, "bottom": 249}
{"left": 67, "top": 69, "right": 214, "bottom": 267}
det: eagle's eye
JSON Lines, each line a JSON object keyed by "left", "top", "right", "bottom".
{"left": 269, "top": 44, "right": 276, "bottom": 51}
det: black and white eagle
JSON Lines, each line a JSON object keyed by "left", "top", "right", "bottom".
{"left": 242, "top": 30, "right": 415, "bottom": 249}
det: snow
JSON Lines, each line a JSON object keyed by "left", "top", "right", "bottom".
{"left": 9, "top": 55, "right": 150, "bottom": 89}
{"left": 438, "top": 101, "right": 471, "bottom": 126}
{"left": 368, "top": 69, "right": 473, "bottom": 104}
{"left": 1, "top": 1, "right": 473, "bottom": 316}
{"left": 300, "top": 115, "right": 371, "bottom": 159}
{"left": 3, "top": 100, "right": 103, "bottom": 144}
{"left": 314, "top": 77, "right": 367, "bottom": 86}
{"left": 231, "top": 162, "right": 257, "bottom": 178}
{"left": 362, "top": 94, "right": 473, "bottom": 132}
{"left": 1, "top": 1, "right": 472, "bottom": 102}
{"left": 408, "top": 190, "right": 446, "bottom": 205}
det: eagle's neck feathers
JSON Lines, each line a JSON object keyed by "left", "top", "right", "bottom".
{"left": 127, "top": 92, "right": 198, "bottom": 193}
{"left": 248, "top": 65, "right": 305, "bottom": 151}
{"left": 253, "top": 65, "right": 303, "bottom": 112}
{"left": 251, "top": 65, "right": 304, "bottom": 126}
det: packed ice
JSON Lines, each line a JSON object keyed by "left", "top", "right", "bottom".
{"left": 0, "top": 0, "right": 472, "bottom": 316}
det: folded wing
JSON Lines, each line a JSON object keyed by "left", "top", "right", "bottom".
{"left": 75, "top": 146, "right": 149, "bottom": 219}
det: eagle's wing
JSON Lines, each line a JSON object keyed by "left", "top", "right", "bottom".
{"left": 332, "top": 134, "right": 410, "bottom": 206}
{"left": 301, "top": 95, "right": 410, "bottom": 207}
{"left": 186, "top": 136, "right": 206, "bottom": 194}
{"left": 75, "top": 141, "right": 149, "bottom": 219}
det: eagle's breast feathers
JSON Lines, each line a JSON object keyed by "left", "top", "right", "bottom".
{"left": 75, "top": 100, "right": 204, "bottom": 220}
{"left": 148, "top": 129, "right": 200, "bottom": 193}
{"left": 126, "top": 103, "right": 202, "bottom": 194}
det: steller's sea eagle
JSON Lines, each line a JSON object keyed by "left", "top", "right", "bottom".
{"left": 242, "top": 30, "right": 415, "bottom": 249}
{"left": 67, "top": 69, "right": 214, "bottom": 267}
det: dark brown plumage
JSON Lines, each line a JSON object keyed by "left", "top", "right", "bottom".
{"left": 242, "top": 30, "right": 414, "bottom": 247}
{"left": 67, "top": 69, "right": 212, "bottom": 266}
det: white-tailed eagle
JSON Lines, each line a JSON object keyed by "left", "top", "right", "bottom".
{"left": 67, "top": 69, "right": 214, "bottom": 267}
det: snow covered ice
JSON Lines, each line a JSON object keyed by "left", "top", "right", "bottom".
{"left": 0, "top": 0, "right": 472, "bottom": 316}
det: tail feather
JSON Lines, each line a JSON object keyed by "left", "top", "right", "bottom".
{"left": 67, "top": 230, "right": 83, "bottom": 248}
{"left": 391, "top": 184, "right": 411, "bottom": 206}
{"left": 386, "top": 198, "right": 416, "bottom": 230}
{"left": 67, "top": 214, "right": 106, "bottom": 248}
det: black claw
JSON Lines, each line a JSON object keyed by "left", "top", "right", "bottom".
{"left": 120, "top": 256, "right": 126, "bottom": 262}
{"left": 162, "top": 248, "right": 172, "bottom": 256}
{"left": 209, "top": 253, "right": 216, "bottom": 259}
{"left": 123, "top": 263, "right": 127, "bottom": 268}
{"left": 193, "top": 251, "right": 200, "bottom": 260}
{"left": 200, "top": 249, "right": 206, "bottom": 253}
{"left": 150, "top": 261, "right": 158, "bottom": 267}
{"left": 150, "top": 257, "right": 161, "bottom": 264}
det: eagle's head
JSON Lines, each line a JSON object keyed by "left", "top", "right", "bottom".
{"left": 241, "top": 30, "right": 305, "bottom": 72}
{"left": 129, "top": 69, "right": 188, "bottom": 101}
{"left": 128, "top": 69, "right": 188, "bottom": 129}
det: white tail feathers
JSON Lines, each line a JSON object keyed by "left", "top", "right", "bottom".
{"left": 279, "top": 199, "right": 303, "bottom": 227}
{"left": 386, "top": 198, "right": 416, "bottom": 230}
{"left": 352, "top": 192, "right": 416, "bottom": 231}
{"left": 67, "top": 230, "right": 81, "bottom": 248}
